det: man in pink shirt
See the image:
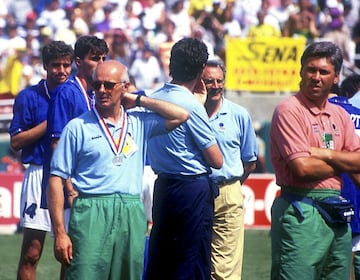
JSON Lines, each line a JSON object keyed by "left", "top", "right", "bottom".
{"left": 270, "top": 41, "right": 360, "bottom": 279}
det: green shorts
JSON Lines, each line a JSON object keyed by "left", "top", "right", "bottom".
{"left": 271, "top": 188, "right": 352, "bottom": 280}
{"left": 65, "top": 193, "right": 147, "bottom": 280}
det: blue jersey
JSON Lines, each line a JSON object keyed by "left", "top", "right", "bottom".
{"left": 41, "top": 76, "right": 94, "bottom": 208}
{"left": 329, "top": 96, "right": 360, "bottom": 234}
{"left": 50, "top": 108, "right": 166, "bottom": 195}
{"left": 8, "top": 79, "right": 51, "bottom": 165}
{"left": 147, "top": 83, "right": 218, "bottom": 175}
{"left": 208, "top": 98, "right": 258, "bottom": 183}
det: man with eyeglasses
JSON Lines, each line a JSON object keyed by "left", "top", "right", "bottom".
{"left": 47, "top": 60, "right": 189, "bottom": 280}
{"left": 40, "top": 35, "right": 109, "bottom": 279}
{"left": 8, "top": 40, "right": 74, "bottom": 280}
{"left": 202, "top": 59, "right": 258, "bottom": 279}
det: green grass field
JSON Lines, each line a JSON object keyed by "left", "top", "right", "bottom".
{"left": 0, "top": 229, "right": 271, "bottom": 280}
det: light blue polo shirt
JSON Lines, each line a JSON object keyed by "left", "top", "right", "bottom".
{"left": 208, "top": 98, "right": 258, "bottom": 184}
{"left": 147, "top": 83, "right": 218, "bottom": 175}
{"left": 50, "top": 108, "right": 166, "bottom": 195}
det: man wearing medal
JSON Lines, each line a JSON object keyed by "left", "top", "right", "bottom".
{"left": 47, "top": 60, "right": 190, "bottom": 280}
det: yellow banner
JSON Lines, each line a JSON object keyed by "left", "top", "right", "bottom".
{"left": 225, "top": 37, "right": 307, "bottom": 92}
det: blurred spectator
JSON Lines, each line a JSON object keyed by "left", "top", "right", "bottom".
{"left": 0, "top": 23, "right": 27, "bottom": 98}
{"left": 107, "top": 28, "right": 131, "bottom": 67}
{"left": 219, "top": 2, "right": 242, "bottom": 37}
{"left": 129, "top": 44, "right": 162, "bottom": 93}
{"left": 192, "top": 25, "right": 215, "bottom": 58}
{"left": 94, "top": 4, "right": 113, "bottom": 33}
{"left": 268, "top": 0, "right": 299, "bottom": 33}
{"left": 17, "top": 11, "right": 40, "bottom": 40}
{"left": 188, "top": 0, "right": 213, "bottom": 18}
{"left": 322, "top": 7, "right": 353, "bottom": 70}
{"left": 154, "top": 17, "right": 176, "bottom": 81}
{"left": 353, "top": 18, "right": 360, "bottom": 69}
{"left": 37, "top": 0, "right": 66, "bottom": 37}
{"left": 142, "top": 0, "right": 166, "bottom": 33}
{"left": 232, "top": 0, "right": 262, "bottom": 35}
{"left": 129, "top": 35, "right": 148, "bottom": 66}
{"left": 247, "top": 10, "right": 281, "bottom": 38}
{"left": 168, "top": 0, "right": 194, "bottom": 41}
{"left": 122, "top": 0, "right": 143, "bottom": 41}
{"left": 6, "top": 0, "right": 33, "bottom": 26}
{"left": 260, "top": 0, "right": 281, "bottom": 33}
{"left": 0, "top": 19, "right": 8, "bottom": 61}
{"left": 283, "top": 0, "right": 318, "bottom": 42}
{"left": 22, "top": 53, "right": 46, "bottom": 86}
{"left": 196, "top": 9, "right": 223, "bottom": 55}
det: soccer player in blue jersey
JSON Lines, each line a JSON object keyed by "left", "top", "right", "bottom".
{"left": 41, "top": 35, "right": 109, "bottom": 211}
{"left": 8, "top": 40, "right": 74, "bottom": 280}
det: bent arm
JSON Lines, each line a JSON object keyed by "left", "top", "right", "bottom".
{"left": 310, "top": 147, "right": 360, "bottom": 173}
{"left": 124, "top": 93, "right": 190, "bottom": 131}
{"left": 288, "top": 156, "right": 338, "bottom": 182}
{"left": 240, "top": 161, "right": 256, "bottom": 184}
{"left": 10, "top": 120, "right": 47, "bottom": 151}
{"left": 202, "top": 144, "right": 223, "bottom": 169}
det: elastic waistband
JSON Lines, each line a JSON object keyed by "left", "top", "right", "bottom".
{"left": 77, "top": 192, "right": 140, "bottom": 201}
{"left": 158, "top": 173, "right": 209, "bottom": 180}
{"left": 281, "top": 185, "right": 340, "bottom": 200}
{"left": 27, "top": 164, "right": 42, "bottom": 168}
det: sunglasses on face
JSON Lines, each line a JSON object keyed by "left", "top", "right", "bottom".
{"left": 92, "top": 81, "right": 125, "bottom": 90}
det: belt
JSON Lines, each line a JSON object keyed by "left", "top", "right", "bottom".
{"left": 158, "top": 173, "right": 209, "bottom": 180}
{"left": 216, "top": 177, "right": 240, "bottom": 187}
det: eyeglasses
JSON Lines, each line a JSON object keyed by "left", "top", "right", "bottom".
{"left": 92, "top": 81, "right": 126, "bottom": 91}
{"left": 202, "top": 78, "right": 224, "bottom": 85}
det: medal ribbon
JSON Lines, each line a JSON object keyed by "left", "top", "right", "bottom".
{"left": 75, "top": 76, "right": 92, "bottom": 110}
{"left": 93, "top": 106, "right": 128, "bottom": 156}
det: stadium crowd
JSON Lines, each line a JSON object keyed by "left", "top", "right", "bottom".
{"left": 0, "top": 0, "right": 360, "bottom": 98}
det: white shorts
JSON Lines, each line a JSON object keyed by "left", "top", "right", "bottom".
{"left": 20, "top": 164, "right": 51, "bottom": 232}
{"left": 141, "top": 165, "right": 157, "bottom": 222}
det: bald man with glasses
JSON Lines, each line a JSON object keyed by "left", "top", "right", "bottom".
{"left": 47, "top": 60, "right": 189, "bottom": 279}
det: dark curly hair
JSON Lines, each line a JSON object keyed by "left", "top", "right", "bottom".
{"left": 169, "top": 38, "right": 209, "bottom": 82}
{"left": 74, "top": 35, "right": 109, "bottom": 59}
{"left": 42, "top": 41, "right": 74, "bottom": 66}
{"left": 340, "top": 74, "right": 360, "bottom": 98}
